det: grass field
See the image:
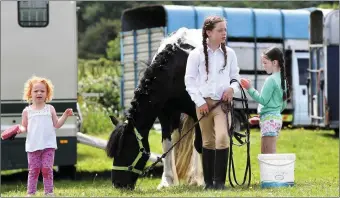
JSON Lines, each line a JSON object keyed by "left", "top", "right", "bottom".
{"left": 1, "top": 128, "right": 339, "bottom": 197}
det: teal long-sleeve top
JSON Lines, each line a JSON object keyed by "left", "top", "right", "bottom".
{"left": 247, "top": 72, "right": 287, "bottom": 115}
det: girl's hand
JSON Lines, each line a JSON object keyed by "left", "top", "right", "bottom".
{"left": 222, "top": 87, "right": 234, "bottom": 102}
{"left": 240, "top": 78, "right": 251, "bottom": 90}
{"left": 64, "top": 108, "right": 73, "bottom": 117}
{"left": 198, "top": 103, "right": 209, "bottom": 116}
{"left": 17, "top": 125, "right": 25, "bottom": 134}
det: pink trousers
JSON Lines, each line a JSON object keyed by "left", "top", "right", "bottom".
{"left": 27, "top": 148, "right": 55, "bottom": 195}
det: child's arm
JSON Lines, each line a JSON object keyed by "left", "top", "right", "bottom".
{"left": 50, "top": 105, "right": 73, "bottom": 129}
{"left": 247, "top": 77, "right": 276, "bottom": 106}
{"left": 18, "top": 108, "right": 28, "bottom": 133}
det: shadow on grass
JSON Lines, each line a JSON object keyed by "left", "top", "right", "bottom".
{"left": 319, "top": 132, "right": 339, "bottom": 139}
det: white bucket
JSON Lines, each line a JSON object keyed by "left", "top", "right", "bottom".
{"left": 258, "top": 153, "right": 296, "bottom": 188}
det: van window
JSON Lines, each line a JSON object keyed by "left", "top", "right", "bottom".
{"left": 18, "top": 1, "right": 49, "bottom": 27}
{"left": 297, "top": 58, "right": 309, "bottom": 85}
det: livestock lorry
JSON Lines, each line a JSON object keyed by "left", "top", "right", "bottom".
{"left": 308, "top": 9, "right": 339, "bottom": 135}
{"left": 1, "top": 1, "right": 78, "bottom": 177}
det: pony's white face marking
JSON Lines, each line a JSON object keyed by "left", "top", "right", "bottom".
{"left": 151, "top": 28, "right": 203, "bottom": 63}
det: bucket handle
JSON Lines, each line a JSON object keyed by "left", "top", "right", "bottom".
{"left": 258, "top": 159, "right": 296, "bottom": 166}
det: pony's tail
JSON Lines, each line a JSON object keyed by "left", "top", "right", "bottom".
{"left": 173, "top": 114, "right": 195, "bottom": 180}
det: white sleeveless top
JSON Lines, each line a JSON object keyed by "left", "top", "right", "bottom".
{"left": 25, "top": 104, "right": 57, "bottom": 152}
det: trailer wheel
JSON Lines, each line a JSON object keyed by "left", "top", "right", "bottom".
{"left": 58, "top": 165, "right": 76, "bottom": 180}
{"left": 335, "top": 128, "right": 339, "bottom": 138}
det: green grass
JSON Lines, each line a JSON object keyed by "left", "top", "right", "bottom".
{"left": 1, "top": 129, "right": 339, "bottom": 197}
{"left": 2, "top": 178, "right": 338, "bottom": 197}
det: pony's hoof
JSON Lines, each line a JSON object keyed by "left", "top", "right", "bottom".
{"left": 157, "top": 177, "right": 174, "bottom": 190}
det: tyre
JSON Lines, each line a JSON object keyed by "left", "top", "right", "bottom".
{"left": 335, "top": 128, "right": 339, "bottom": 138}
{"left": 58, "top": 165, "right": 76, "bottom": 180}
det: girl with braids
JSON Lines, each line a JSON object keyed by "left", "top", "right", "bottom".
{"left": 185, "top": 16, "right": 241, "bottom": 190}
{"left": 240, "top": 46, "right": 289, "bottom": 154}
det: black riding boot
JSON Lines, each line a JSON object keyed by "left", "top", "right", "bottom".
{"left": 202, "top": 147, "right": 215, "bottom": 190}
{"left": 214, "top": 148, "right": 229, "bottom": 190}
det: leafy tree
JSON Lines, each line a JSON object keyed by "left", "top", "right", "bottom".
{"left": 77, "top": 0, "right": 333, "bottom": 60}
{"left": 78, "top": 18, "right": 120, "bottom": 59}
{"left": 318, "top": 1, "right": 339, "bottom": 9}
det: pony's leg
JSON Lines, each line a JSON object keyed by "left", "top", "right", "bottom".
{"left": 158, "top": 137, "right": 175, "bottom": 190}
{"left": 157, "top": 113, "right": 177, "bottom": 190}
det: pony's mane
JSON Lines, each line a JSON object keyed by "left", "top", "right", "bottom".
{"left": 126, "top": 28, "right": 202, "bottom": 120}
{"left": 126, "top": 44, "right": 173, "bottom": 119}
{"left": 153, "top": 27, "right": 203, "bottom": 62}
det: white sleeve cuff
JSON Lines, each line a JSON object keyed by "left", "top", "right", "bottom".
{"left": 195, "top": 97, "right": 206, "bottom": 108}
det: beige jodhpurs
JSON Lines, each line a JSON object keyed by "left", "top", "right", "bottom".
{"left": 196, "top": 98, "right": 231, "bottom": 150}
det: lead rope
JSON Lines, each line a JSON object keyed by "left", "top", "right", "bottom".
{"left": 226, "top": 80, "right": 252, "bottom": 188}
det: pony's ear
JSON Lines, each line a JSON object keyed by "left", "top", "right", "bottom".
{"left": 109, "top": 115, "right": 119, "bottom": 126}
{"left": 124, "top": 119, "right": 135, "bottom": 133}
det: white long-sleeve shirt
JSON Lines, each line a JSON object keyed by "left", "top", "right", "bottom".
{"left": 184, "top": 44, "right": 241, "bottom": 107}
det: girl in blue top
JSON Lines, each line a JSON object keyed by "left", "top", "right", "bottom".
{"left": 241, "top": 47, "right": 290, "bottom": 154}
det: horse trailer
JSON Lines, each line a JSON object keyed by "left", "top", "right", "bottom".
{"left": 119, "top": 5, "right": 338, "bottom": 133}
{"left": 308, "top": 9, "right": 339, "bottom": 135}
{"left": 1, "top": 1, "right": 79, "bottom": 177}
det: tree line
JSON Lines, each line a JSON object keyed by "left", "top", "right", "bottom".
{"left": 77, "top": 1, "right": 338, "bottom": 60}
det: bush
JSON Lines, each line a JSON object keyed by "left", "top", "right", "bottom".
{"left": 78, "top": 100, "right": 113, "bottom": 134}
{"left": 79, "top": 74, "right": 120, "bottom": 113}
{"left": 78, "top": 57, "right": 122, "bottom": 134}
{"left": 78, "top": 58, "right": 120, "bottom": 79}
{"left": 106, "top": 37, "right": 120, "bottom": 61}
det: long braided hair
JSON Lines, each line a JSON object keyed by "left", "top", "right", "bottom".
{"left": 263, "top": 47, "right": 290, "bottom": 101}
{"left": 202, "top": 16, "right": 227, "bottom": 81}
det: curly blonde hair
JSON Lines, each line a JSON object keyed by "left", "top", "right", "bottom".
{"left": 23, "top": 76, "right": 54, "bottom": 103}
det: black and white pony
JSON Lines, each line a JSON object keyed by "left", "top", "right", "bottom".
{"left": 106, "top": 28, "right": 206, "bottom": 190}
